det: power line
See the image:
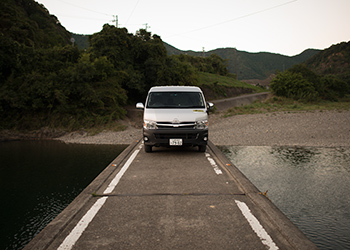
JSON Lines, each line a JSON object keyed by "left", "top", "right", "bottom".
{"left": 55, "top": 0, "right": 111, "bottom": 16}
{"left": 125, "top": 0, "right": 141, "bottom": 25}
{"left": 57, "top": 15, "right": 109, "bottom": 22}
{"left": 168, "top": 0, "right": 298, "bottom": 37}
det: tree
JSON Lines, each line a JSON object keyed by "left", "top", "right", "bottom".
{"left": 88, "top": 25, "right": 197, "bottom": 101}
{"left": 0, "top": 34, "right": 19, "bottom": 82}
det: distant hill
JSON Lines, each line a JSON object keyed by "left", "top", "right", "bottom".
{"left": 71, "top": 33, "right": 89, "bottom": 50}
{"left": 304, "top": 41, "right": 350, "bottom": 83}
{"left": 67, "top": 35, "right": 320, "bottom": 81}
{"left": 164, "top": 43, "right": 320, "bottom": 80}
{"left": 0, "top": 0, "right": 71, "bottom": 48}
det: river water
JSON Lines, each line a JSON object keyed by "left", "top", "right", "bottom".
{"left": 0, "top": 141, "right": 127, "bottom": 250}
{"left": 221, "top": 146, "right": 350, "bottom": 250}
{"left": 1, "top": 142, "right": 349, "bottom": 249}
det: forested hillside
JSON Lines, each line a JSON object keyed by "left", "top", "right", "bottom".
{"left": 164, "top": 43, "right": 320, "bottom": 80}
{"left": 0, "top": 0, "right": 71, "bottom": 48}
{"left": 269, "top": 42, "right": 350, "bottom": 102}
{"left": 305, "top": 41, "right": 350, "bottom": 83}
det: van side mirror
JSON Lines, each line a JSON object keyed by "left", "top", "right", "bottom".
{"left": 207, "top": 102, "right": 214, "bottom": 110}
{"left": 136, "top": 103, "right": 144, "bottom": 110}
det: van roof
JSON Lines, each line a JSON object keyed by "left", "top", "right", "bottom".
{"left": 149, "top": 86, "right": 202, "bottom": 92}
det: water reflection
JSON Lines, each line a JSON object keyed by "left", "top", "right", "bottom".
{"left": 0, "top": 141, "right": 127, "bottom": 250}
{"left": 222, "top": 146, "right": 350, "bottom": 250}
{"left": 272, "top": 146, "right": 317, "bottom": 165}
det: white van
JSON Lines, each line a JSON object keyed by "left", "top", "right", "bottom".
{"left": 136, "top": 86, "right": 214, "bottom": 152}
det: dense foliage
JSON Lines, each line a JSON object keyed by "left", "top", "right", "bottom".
{"left": 0, "top": 25, "right": 200, "bottom": 129}
{"left": 88, "top": 25, "right": 200, "bottom": 101}
{"left": 0, "top": 0, "right": 71, "bottom": 48}
{"left": 270, "top": 64, "right": 349, "bottom": 102}
{"left": 0, "top": 43, "right": 128, "bottom": 129}
{"left": 175, "top": 54, "right": 230, "bottom": 76}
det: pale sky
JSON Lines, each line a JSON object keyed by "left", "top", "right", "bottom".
{"left": 36, "top": 0, "right": 350, "bottom": 56}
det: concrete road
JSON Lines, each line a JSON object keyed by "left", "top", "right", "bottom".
{"left": 25, "top": 141, "right": 317, "bottom": 250}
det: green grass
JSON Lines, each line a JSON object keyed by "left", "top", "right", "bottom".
{"left": 223, "top": 95, "right": 350, "bottom": 117}
{"left": 197, "top": 72, "right": 265, "bottom": 92}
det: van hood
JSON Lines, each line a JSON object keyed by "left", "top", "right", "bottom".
{"left": 144, "top": 108, "right": 207, "bottom": 122}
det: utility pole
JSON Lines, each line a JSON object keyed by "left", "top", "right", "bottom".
{"left": 234, "top": 48, "right": 238, "bottom": 79}
{"left": 202, "top": 47, "right": 205, "bottom": 57}
{"left": 144, "top": 23, "right": 150, "bottom": 31}
{"left": 112, "top": 15, "right": 118, "bottom": 27}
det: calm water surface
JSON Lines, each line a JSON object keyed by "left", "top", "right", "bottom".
{"left": 0, "top": 141, "right": 127, "bottom": 250}
{"left": 222, "top": 146, "right": 350, "bottom": 250}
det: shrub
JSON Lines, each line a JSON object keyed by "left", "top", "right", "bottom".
{"left": 320, "top": 75, "right": 349, "bottom": 101}
{"left": 270, "top": 71, "right": 319, "bottom": 101}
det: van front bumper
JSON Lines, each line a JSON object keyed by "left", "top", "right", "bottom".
{"left": 143, "top": 129, "right": 208, "bottom": 147}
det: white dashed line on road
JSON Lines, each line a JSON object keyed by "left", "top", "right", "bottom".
{"left": 58, "top": 144, "right": 142, "bottom": 250}
{"left": 235, "top": 200, "right": 279, "bottom": 250}
{"left": 205, "top": 152, "right": 223, "bottom": 175}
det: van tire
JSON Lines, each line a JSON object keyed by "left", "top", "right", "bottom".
{"left": 198, "top": 145, "right": 206, "bottom": 152}
{"left": 145, "top": 145, "right": 152, "bottom": 153}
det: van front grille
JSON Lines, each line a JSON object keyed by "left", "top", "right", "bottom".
{"left": 154, "top": 133, "right": 199, "bottom": 140}
{"left": 156, "top": 122, "right": 195, "bottom": 129}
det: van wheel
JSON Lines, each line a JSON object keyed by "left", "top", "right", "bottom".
{"left": 145, "top": 145, "right": 152, "bottom": 153}
{"left": 198, "top": 145, "right": 206, "bottom": 152}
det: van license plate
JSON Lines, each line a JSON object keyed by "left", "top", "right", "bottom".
{"left": 169, "top": 139, "right": 183, "bottom": 146}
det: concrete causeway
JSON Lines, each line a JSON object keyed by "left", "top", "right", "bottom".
{"left": 24, "top": 140, "right": 317, "bottom": 249}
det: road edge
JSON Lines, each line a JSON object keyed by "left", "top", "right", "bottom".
{"left": 23, "top": 139, "right": 142, "bottom": 250}
{"left": 207, "top": 140, "right": 318, "bottom": 250}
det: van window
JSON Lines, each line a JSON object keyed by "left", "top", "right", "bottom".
{"left": 147, "top": 92, "right": 205, "bottom": 108}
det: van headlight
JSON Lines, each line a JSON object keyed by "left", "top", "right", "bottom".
{"left": 195, "top": 120, "right": 208, "bottom": 130}
{"left": 144, "top": 120, "right": 157, "bottom": 130}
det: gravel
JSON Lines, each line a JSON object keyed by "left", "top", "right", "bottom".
{"left": 57, "top": 110, "right": 350, "bottom": 147}
{"left": 210, "top": 110, "right": 350, "bottom": 147}
{"left": 57, "top": 128, "right": 142, "bottom": 145}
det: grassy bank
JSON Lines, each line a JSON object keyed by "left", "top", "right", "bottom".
{"left": 198, "top": 72, "right": 264, "bottom": 91}
{"left": 197, "top": 72, "right": 266, "bottom": 100}
{"left": 223, "top": 95, "right": 350, "bottom": 117}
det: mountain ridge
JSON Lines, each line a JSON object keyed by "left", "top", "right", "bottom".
{"left": 70, "top": 34, "right": 321, "bottom": 80}
{"left": 304, "top": 40, "right": 350, "bottom": 83}
{"left": 163, "top": 42, "right": 320, "bottom": 80}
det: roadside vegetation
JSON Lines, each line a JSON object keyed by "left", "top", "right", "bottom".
{"left": 224, "top": 63, "right": 350, "bottom": 117}
{"left": 224, "top": 95, "right": 350, "bottom": 117}
{"left": 198, "top": 72, "right": 264, "bottom": 91}
{"left": 270, "top": 64, "right": 349, "bottom": 102}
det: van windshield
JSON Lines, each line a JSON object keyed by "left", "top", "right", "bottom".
{"left": 146, "top": 92, "right": 205, "bottom": 109}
